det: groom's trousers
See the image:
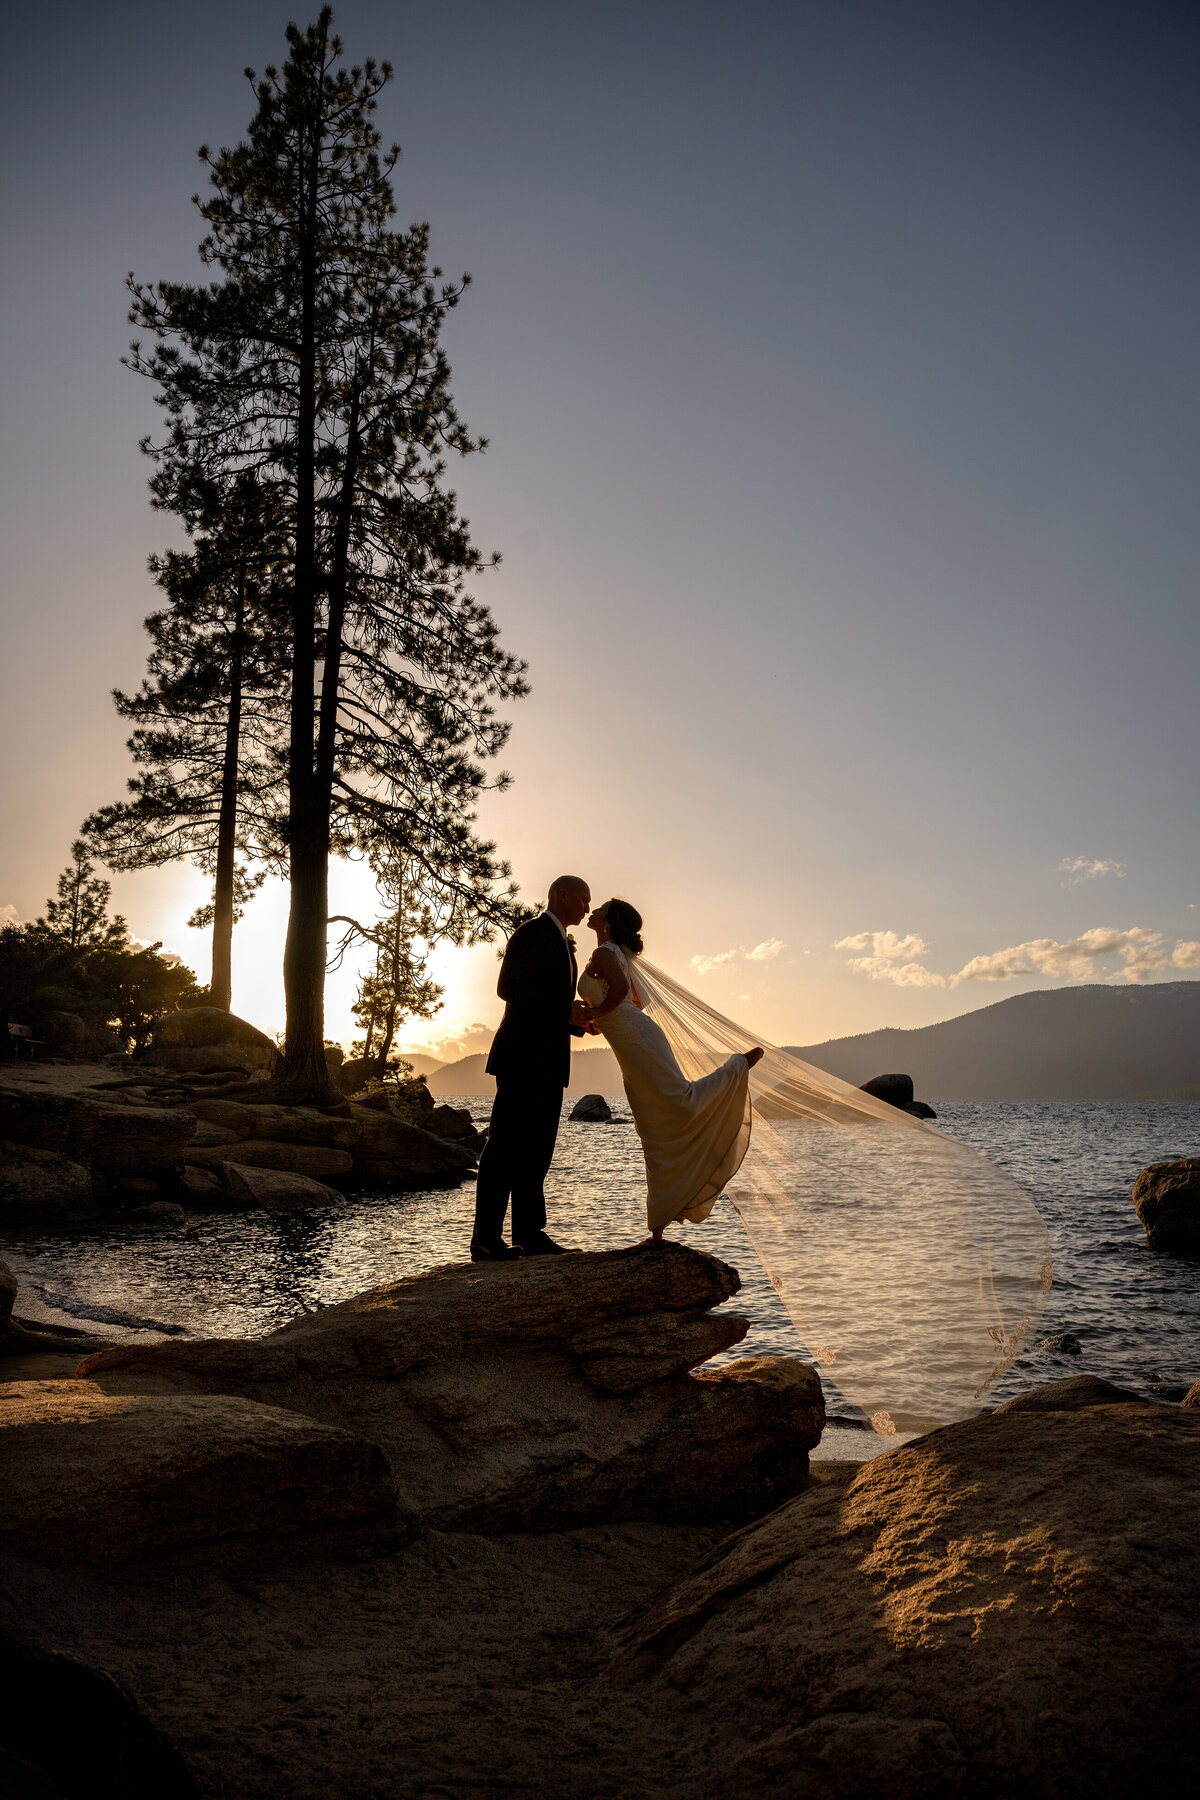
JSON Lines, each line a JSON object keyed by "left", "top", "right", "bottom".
{"left": 473, "top": 1079, "right": 564, "bottom": 1245}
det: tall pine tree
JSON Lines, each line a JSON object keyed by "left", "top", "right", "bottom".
{"left": 127, "top": 9, "right": 526, "bottom": 1103}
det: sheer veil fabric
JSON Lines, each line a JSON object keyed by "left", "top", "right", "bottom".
{"left": 629, "top": 957, "right": 1053, "bottom": 1436}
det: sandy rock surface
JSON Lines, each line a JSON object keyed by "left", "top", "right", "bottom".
{"left": 79, "top": 1244, "right": 825, "bottom": 1531}
{"left": 611, "top": 1382, "right": 1200, "bottom": 1798}
{"left": 0, "top": 1379, "right": 396, "bottom": 1564}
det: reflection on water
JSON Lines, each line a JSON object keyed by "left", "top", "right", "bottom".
{"left": 3, "top": 1100, "right": 1199, "bottom": 1426}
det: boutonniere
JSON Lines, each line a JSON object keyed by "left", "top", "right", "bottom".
{"left": 567, "top": 934, "right": 577, "bottom": 951}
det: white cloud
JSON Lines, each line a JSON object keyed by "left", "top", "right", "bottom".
{"left": 834, "top": 929, "right": 943, "bottom": 987}
{"left": 835, "top": 920, "right": 1200, "bottom": 991}
{"left": 0, "top": 903, "right": 20, "bottom": 927}
{"left": 1058, "top": 856, "right": 1126, "bottom": 887}
{"left": 747, "top": 938, "right": 785, "bottom": 962}
{"left": 847, "top": 955, "right": 948, "bottom": 989}
{"left": 834, "top": 930, "right": 928, "bottom": 962}
{"left": 691, "top": 940, "right": 786, "bottom": 976}
{"left": 690, "top": 947, "right": 739, "bottom": 976}
{"left": 953, "top": 926, "right": 1198, "bottom": 986}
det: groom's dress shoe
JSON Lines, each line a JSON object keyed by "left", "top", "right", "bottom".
{"left": 516, "top": 1232, "right": 572, "bottom": 1256}
{"left": 470, "top": 1239, "right": 524, "bottom": 1262}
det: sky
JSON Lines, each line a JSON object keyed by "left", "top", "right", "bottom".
{"left": 2, "top": 0, "right": 1198, "bottom": 1062}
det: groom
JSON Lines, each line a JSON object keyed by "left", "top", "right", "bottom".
{"left": 470, "top": 875, "right": 593, "bottom": 1261}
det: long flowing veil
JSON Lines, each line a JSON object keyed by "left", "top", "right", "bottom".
{"left": 630, "top": 957, "right": 1052, "bottom": 1435}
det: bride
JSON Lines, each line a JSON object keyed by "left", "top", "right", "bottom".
{"left": 578, "top": 899, "right": 764, "bottom": 1239}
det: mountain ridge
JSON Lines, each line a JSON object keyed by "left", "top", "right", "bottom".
{"left": 785, "top": 980, "right": 1200, "bottom": 1100}
{"left": 424, "top": 981, "right": 1200, "bottom": 1100}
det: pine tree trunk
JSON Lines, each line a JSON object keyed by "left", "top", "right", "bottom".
{"left": 277, "top": 94, "right": 340, "bottom": 1107}
{"left": 210, "top": 577, "right": 245, "bottom": 1011}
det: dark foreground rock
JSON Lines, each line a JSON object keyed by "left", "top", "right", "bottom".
{"left": 1134, "top": 1156, "right": 1200, "bottom": 1252}
{"left": 0, "top": 1379, "right": 397, "bottom": 1564}
{"left": 610, "top": 1380, "right": 1200, "bottom": 1799}
{"left": 570, "top": 1093, "right": 614, "bottom": 1121}
{"left": 79, "top": 1243, "right": 825, "bottom": 1531}
{"left": 0, "top": 1633, "right": 199, "bottom": 1799}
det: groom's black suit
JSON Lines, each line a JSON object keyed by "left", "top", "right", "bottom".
{"left": 473, "top": 912, "right": 579, "bottom": 1248}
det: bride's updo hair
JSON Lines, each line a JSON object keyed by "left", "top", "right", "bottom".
{"left": 606, "top": 899, "right": 644, "bottom": 956}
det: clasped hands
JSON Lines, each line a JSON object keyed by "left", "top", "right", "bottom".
{"left": 571, "top": 999, "right": 601, "bottom": 1036}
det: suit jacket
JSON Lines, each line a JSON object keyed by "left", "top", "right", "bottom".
{"left": 485, "top": 913, "right": 578, "bottom": 1089}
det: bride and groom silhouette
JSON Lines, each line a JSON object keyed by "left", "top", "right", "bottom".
{"left": 470, "top": 875, "right": 763, "bottom": 1261}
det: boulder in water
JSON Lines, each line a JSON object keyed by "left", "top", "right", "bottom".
{"left": 570, "top": 1094, "right": 614, "bottom": 1122}
{"left": 859, "top": 1072, "right": 937, "bottom": 1120}
{"left": 1036, "top": 1331, "right": 1083, "bottom": 1356}
{"left": 1134, "top": 1156, "right": 1200, "bottom": 1252}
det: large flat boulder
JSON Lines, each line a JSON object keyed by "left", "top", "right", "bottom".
{"left": 1134, "top": 1157, "right": 1200, "bottom": 1252}
{"left": 78, "top": 1244, "right": 824, "bottom": 1531}
{"left": 611, "top": 1381, "right": 1200, "bottom": 1799}
{"left": 0, "top": 1379, "right": 397, "bottom": 1564}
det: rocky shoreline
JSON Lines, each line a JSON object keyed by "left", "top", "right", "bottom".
{"left": 0, "top": 1034, "right": 482, "bottom": 1230}
{"left": 1, "top": 1244, "right": 1198, "bottom": 1797}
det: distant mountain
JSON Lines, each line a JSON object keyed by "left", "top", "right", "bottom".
{"left": 785, "top": 981, "right": 1200, "bottom": 1101}
{"left": 427, "top": 1046, "right": 623, "bottom": 1097}
{"left": 396, "top": 1054, "right": 445, "bottom": 1082}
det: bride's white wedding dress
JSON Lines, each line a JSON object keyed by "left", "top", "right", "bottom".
{"left": 578, "top": 943, "right": 752, "bottom": 1228}
{"left": 578, "top": 950, "right": 1053, "bottom": 1436}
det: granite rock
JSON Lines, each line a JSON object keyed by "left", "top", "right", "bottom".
{"left": 1134, "top": 1156, "right": 1200, "bottom": 1252}
{"left": 611, "top": 1381, "right": 1200, "bottom": 1799}
{"left": 78, "top": 1244, "right": 824, "bottom": 1532}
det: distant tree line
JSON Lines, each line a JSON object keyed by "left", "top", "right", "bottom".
{"left": 83, "top": 10, "right": 530, "bottom": 1103}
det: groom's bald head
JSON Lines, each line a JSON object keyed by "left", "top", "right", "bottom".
{"left": 548, "top": 875, "right": 590, "bottom": 927}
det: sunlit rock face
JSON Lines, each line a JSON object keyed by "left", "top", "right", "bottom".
{"left": 610, "top": 1381, "right": 1200, "bottom": 1800}
{"left": 78, "top": 1243, "right": 825, "bottom": 1532}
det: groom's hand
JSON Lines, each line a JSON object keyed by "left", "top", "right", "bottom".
{"left": 570, "top": 1000, "right": 592, "bottom": 1032}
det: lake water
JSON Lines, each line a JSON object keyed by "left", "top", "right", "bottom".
{"left": 4, "top": 1099, "right": 1198, "bottom": 1446}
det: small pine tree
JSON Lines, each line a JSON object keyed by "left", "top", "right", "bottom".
{"left": 38, "top": 842, "right": 129, "bottom": 951}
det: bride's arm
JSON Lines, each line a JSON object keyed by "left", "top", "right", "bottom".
{"left": 584, "top": 946, "right": 630, "bottom": 1020}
